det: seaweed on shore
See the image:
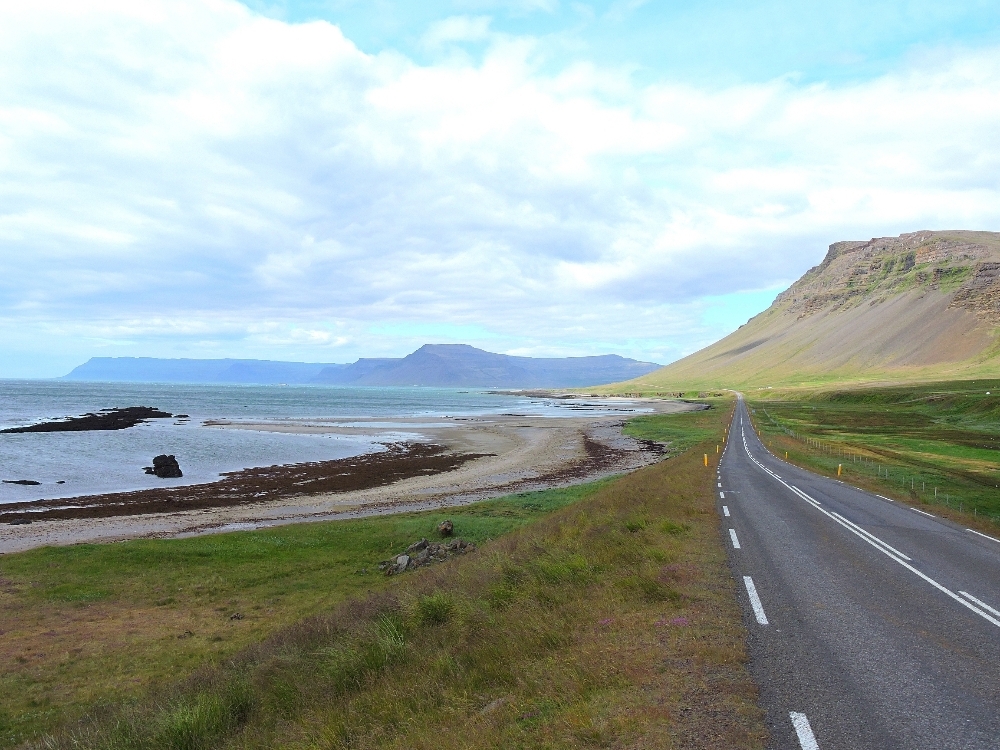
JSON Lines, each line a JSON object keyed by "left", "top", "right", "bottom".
{"left": 0, "top": 443, "right": 489, "bottom": 524}
{"left": 1, "top": 406, "right": 173, "bottom": 433}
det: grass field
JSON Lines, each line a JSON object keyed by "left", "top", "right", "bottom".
{"left": 622, "top": 401, "right": 723, "bottom": 455}
{"left": 3, "top": 399, "right": 762, "bottom": 749}
{"left": 746, "top": 380, "right": 1000, "bottom": 526}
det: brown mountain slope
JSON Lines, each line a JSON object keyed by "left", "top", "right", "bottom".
{"left": 611, "top": 230, "right": 1000, "bottom": 391}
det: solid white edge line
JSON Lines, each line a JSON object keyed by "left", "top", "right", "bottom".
{"left": 789, "top": 712, "right": 820, "bottom": 750}
{"left": 967, "top": 528, "right": 1000, "bottom": 544}
{"left": 959, "top": 591, "right": 1000, "bottom": 618}
{"left": 743, "top": 575, "right": 768, "bottom": 625}
{"left": 738, "top": 424, "right": 1000, "bottom": 630}
{"left": 829, "top": 511, "right": 912, "bottom": 561}
{"left": 723, "top": 505, "right": 730, "bottom": 517}
{"left": 729, "top": 528, "right": 741, "bottom": 549}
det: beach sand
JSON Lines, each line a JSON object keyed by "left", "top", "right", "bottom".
{"left": 0, "top": 398, "right": 699, "bottom": 554}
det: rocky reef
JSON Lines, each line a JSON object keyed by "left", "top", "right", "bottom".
{"left": 1, "top": 406, "right": 174, "bottom": 433}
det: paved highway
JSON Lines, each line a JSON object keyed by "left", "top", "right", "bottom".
{"left": 720, "top": 396, "right": 1000, "bottom": 749}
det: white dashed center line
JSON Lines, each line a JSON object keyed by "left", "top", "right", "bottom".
{"left": 719, "top": 491, "right": 725, "bottom": 499}
{"left": 790, "top": 712, "right": 820, "bottom": 749}
{"left": 743, "top": 576, "right": 768, "bottom": 625}
{"left": 729, "top": 528, "right": 741, "bottom": 549}
{"left": 723, "top": 505, "right": 730, "bottom": 517}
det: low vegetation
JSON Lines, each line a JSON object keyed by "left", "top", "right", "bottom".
{"left": 3, "top": 399, "right": 764, "bottom": 749}
{"left": 0, "top": 481, "right": 610, "bottom": 745}
{"left": 623, "top": 400, "right": 724, "bottom": 455}
{"left": 747, "top": 380, "right": 1000, "bottom": 526}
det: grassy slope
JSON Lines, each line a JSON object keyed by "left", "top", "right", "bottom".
{"left": 745, "top": 380, "right": 1000, "bottom": 527}
{"left": 590, "top": 232, "right": 1000, "bottom": 394}
{"left": 591, "top": 301, "right": 1000, "bottom": 395}
{"left": 0, "top": 482, "right": 612, "bottom": 746}
{"left": 5, "top": 400, "right": 765, "bottom": 749}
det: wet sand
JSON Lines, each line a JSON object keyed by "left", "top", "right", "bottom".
{"left": 0, "top": 399, "right": 701, "bottom": 554}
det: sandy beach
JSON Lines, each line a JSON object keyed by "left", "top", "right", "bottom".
{"left": 0, "top": 398, "right": 701, "bottom": 554}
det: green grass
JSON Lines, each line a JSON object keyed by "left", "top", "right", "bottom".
{"left": 622, "top": 399, "right": 726, "bottom": 455}
{"left": 0, "top": 481, "right": 612, "bottom": 747}
{"left": 29, "top": 397, "right": 763, "bottom": 750}
{"left": 748, "top": 379, "right": 1000, "bottom": 522}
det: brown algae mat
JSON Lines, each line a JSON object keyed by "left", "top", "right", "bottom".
{"left": 0, "top": 443, "right": 487, "bottom": 524}
{"left": 26, "top": 406, "right": 765, "bottom": 749}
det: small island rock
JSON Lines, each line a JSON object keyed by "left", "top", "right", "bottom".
{"left": 144, "top": 455, "right": 183, "bottom": 478}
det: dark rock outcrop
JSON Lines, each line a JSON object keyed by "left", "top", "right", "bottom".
{"left": 144, "top": 455, "right": 182, "bottom": 478}
{"left": 1, "top": 406, "right": 173, "bottom": 433}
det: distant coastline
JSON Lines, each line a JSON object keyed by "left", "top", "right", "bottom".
{"left": 62, "top": 343, "right": 661, "bottom": 388}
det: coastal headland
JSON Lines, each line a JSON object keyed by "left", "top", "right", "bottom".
{"left": 0, "top": 398, "right": 700, "bottom": 554}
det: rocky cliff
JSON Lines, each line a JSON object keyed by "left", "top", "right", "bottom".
{"left": 615, "top": 230, "right": 1000, "bottom": 390}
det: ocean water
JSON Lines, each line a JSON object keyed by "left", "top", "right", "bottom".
{"left": 0, "top": 380, "right": 643, "bottom": 504}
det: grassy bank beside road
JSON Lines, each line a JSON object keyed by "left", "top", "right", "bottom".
{"left": 5, "top": 398, "right": 762, "bottom": 749}
{"left": 747, "top": 380, "right": 1000, "bottom": 529}
{"left": 1, "top": 482, "right": 610, "bottom": 746}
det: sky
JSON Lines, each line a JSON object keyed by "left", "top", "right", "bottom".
{"left": 2, "top": 1, "right": 1000, "bottom": 377}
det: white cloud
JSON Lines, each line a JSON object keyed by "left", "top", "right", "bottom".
{"left": 1, "top": 0, "right": 1000, "bottom": 375}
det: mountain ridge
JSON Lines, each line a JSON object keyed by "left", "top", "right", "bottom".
{"left": 63, "top": 345, "right": 661, "bottom": 388}
{"left": 606, "top": 230, "right": 1000, "bottom": 391}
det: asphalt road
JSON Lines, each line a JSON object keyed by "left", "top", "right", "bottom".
{"left": 720, "top": 396, "right": 1000, "bottom": 750}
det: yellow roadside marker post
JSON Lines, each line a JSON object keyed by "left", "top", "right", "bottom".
{"left": 785, "top": 451, "right": 788, "bottom": 459}
{"left": 717, "top": 445, "right": 720, "bottom": 453}
{"left": 704, "top": 454, "right": 708, "bottom": 467}
{"left": 838, "top": 464, "right": 842, "bottom": 476}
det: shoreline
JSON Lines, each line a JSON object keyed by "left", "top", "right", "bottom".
{"left": 0, "top": 399, "right": 700, "bottom": 554}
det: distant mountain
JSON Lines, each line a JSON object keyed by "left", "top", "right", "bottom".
{"left": 606, "top": 230, "right": 1000, "bottom": 391}
{"left": 312, "top": 345, "right": 661, "bottom": 387}
{"left": 63, "top": 346, "right": 661, "bottom": 387}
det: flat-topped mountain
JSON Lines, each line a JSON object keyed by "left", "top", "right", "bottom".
{"left": 64, "top": 345, "right": 660, "bottom": 388}
{"left": 617, "top": 230, "right": 1000, "bottom": 390}
{"left": 313, "top": 344, "right": 659, "bottom": 387}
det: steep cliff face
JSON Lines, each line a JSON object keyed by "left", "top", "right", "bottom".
{"left": 775, "top": 231, "right": 1000, "bottom": 324}
{"left": 619, "top": 230, "right": 1000, "bottom": 390}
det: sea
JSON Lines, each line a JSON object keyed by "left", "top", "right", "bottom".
{"left": 0, "top": 380, "right": 644, "bottom": 505}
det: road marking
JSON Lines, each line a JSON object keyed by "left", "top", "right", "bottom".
{"left": 912, "top": 507, "right": 936, "bottom": 518}
{"left": 736, "top": 421, "right": 1000, "bottom": 630}
{"left": 876, "top": 494, "right": 894, "bottom": 502}
{"left": 719, "top": 491, "right": 725, "bottom": 498}
{"left": 967, "top": 528, "right": 1000, "bottom": 545}
{"left": 743, "top": 576, "right": 768, "bottom": 625}
{"left": 718, "top": 483, "right": 722, "bottom": 487}
{"left": 729, "top": 529, "right": 741, "bottom": 549}
{"left": 790, "top": 712, "right": 820, "bottom": 750}
{"left": 723, "top": 505, "right": 730, "bottom": 517}
{"left": 959, "top": 591, "right": 1000, "bottom": 619}
{"left": 829, "top": 511, "right": 911, "bottom": 561}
